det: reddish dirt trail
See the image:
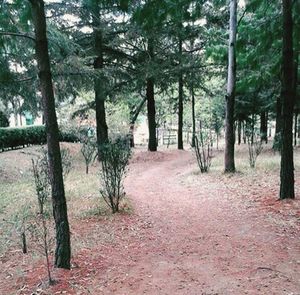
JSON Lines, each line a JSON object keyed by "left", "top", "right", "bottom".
{"left": 3, "top": 148, "right": 300, "bottom": 294}
{"left": 100, "top": 149, "right": 300, "bottom": 295}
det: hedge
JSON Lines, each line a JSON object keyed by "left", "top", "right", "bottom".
{"left": 0, "top": 125, "right": 87, "bottom": 151}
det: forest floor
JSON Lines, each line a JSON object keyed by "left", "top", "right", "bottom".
{"left": 0, "top": 143, "right": 300, "bottom": 294}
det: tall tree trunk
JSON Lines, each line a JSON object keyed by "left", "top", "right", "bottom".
{"left": 280, "top": 0, "right": 295, "bottom": 199}
{"left": 147, "top": 39, "right": 157, "bottom": 151}
{"left": 129, "top": 97, "right": 147, "bottom": 148}
{"left": 293, "top": 32, "right": 299, "bottom": 146}
{"left": 147, "top": 77, "right": 157, "bottom": 151}
{"left": 294, "top": 111, "right": 298, "bottom": 146}
{"left": 298, "top": 116, "right": 300, "bottom": 139}
{"left": 224, "top": 0, "right": 237, "bottom": 173}
{"left": 191, "top": 80, "right": 196, "bottom": 148}
{"left": 177, "top": 73, "right": 183, "bottom": 150}
{"left": 29, "top": 0, "right": 71, "bottom": 268}
{"left": 242, "top": 121, "right": 246, "bottom": 144}
{"left": 237, "top": 120, "right": 241, "bottom": 145}
{"left": 178, "top": 39, "right": 183, "bottom": 150}
{"left": 260, "top": 111, "right": 268, "bottom": 143}
{"left": 273, "top": 95, "right": 282, "bottom": 150}
{"left": 14, "top": 112, "right": 18, "bottom": 127}
{"left": 94, "top": 20, "right": 108, "bottom": 156}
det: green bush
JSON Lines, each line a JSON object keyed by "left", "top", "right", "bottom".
{"left": 0, "top": 125, "right": 84, "bottom": 151}
{"left": 99, "top": 136, "right": 131, "bottom": 213}
{"left": 59, "top": 125, "right": 80, "bottom": 143}
{"left": 0, "top": 125, "right": 46, "bottom": 150}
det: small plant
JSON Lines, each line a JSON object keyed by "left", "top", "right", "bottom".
{"left": 31, "top": 154, "right": 55, "bottom": 285}
{"left": 28, "top": 216, "right": 54, "bottom": 286}
{"left": 60, "top": 147, "right": 72, "bottom": 179}
{"left": 246, "top": 130, "right": 263, "bottom": 168}
{"left": 99, "top": 137, "right": 131, "bottom": 213}
{"left": 81, "top": 138, "right": 97, "bottom": 174}
{"left": 273, "top": 132, "right": 281, "bottom": 152}
{"left": 193, "top": 130, "right": 212, "bottom": 173}
{"left": 32, "top": 151, "right": 51, "bottom": 215}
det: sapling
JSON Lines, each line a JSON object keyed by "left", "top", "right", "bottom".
{"left": 99, "top": 137, "right": 131, "bottom": 213}
{"left": 32, "top": 151, "right": 51, "bottom": 215}
{"left": 246, "top": 130, "right": 263, "bottom": 168}
{"left": 193, "top": 124, "right": 212, "bottom": 173}
{"left": 81, "top": 139, "right": 97, "bottom": 174}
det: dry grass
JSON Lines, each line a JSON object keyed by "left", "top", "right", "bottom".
{"left": 0, "top": 143, "right": 132, "bottom": 259}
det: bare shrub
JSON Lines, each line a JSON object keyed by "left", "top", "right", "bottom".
{"left": 193, "top": 130, "right": 212, "bottom": 173}
{"left": 99, "top": 137, "right": 131, "bottom": 213}
{"left": 31, "top": 154, "right": 55, "bottom": 285}
{"left": 246, "top": 130, "right": 263, "bottom": 168}
{"left": 28, "top": 216, "right": 54, "bottom": 285}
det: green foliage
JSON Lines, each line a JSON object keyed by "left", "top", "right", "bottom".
{"left": 0, "top": 111, "right": 9, "bottom": 127}
{"left": 99, "top": 136, "right": 131, "bottom": 213}
{"left": 32, "top": 150, "right": 51, "bottom": 215}
{"left": 60, "top": 147, "right": 73, "bottom": 179}
{"left": 32, "top": 146, "right": 72, "bottom": 214}
{"left": 59, "top": 125, "right": 81, "bottom": 143}
{"left": 0, "top": 125, "right": 84, "bottom": 151}
{"left": 0, "top": 125, "right": 46, "bottom": 150}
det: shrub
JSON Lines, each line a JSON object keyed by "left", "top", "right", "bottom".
{"left": 246, "top": 131, "right": 263, "bottom": 168}
{"left": 193, "top": 131, "right": 212, "bottom": 173}
{"left": 60, "top": 147, "right": 73, "bottom": 179}
{"left": 32, "top": 149, "right": 51, "bottom": 215}
{"left": 81, "top": 138, "right": 97, "bottom": 174}
{"left": 59, "top": 125, "right": 80, "bottom": 143}
{"left": 0, "top": 125, "right": 84, "bottom": 151}
{"left": 0, "top": 125, "right": 46, "bottom": 150}
{"left": 31, "top": 149, "right": 54, "bottom": 285}
{"left": 99, "top": 137, "right": 131, "bottom": 213}
{"left": 32, "top": 147, "right": 72, "bottom": 215}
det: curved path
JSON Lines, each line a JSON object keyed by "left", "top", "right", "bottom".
{"left": 99, "top": 149, "right": 300, "bottom": 295}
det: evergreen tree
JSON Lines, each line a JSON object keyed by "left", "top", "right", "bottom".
{"left": 28, "top": 0, "right": 71, "bottom": 268}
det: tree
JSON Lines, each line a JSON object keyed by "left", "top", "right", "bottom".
{"left": 279, "top": 0, "right": 295, "bottom": 199}
{"left": 29, "top": 0, "right": 71, "bottom": 269}
{"left": 224, "top": 0, "right": 237, "bottom": 172}
{"left": 91, "top": 1, "right": 109, "bottom": 156}
{"left": 146, "top": 38, "right": 157, "bottom": 151}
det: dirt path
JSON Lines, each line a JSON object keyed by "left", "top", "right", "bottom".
{"left": 99, "top": 149, "right": 300, "bottom": 295}
{"left": 3, "top": 148, "right": 299, "bottom": 294}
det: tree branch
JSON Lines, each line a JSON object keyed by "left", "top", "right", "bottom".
{"left": 0, "top": 31, "right": 36, "bottom": 42}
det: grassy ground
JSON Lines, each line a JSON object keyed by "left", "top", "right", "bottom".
{"left": 0, "top": 143, "right": 120, "bottom": 258}
{"left": 0, "top": 140, "right": 299, "bottom": 294}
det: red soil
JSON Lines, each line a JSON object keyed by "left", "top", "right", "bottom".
{"left": 1, "top": 149, "right": 300, "bottom": 294}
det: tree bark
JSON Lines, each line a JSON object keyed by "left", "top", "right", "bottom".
{"left": 93, "top": 10, "right": 108, "bottom": 156}
{"left": 224, "top": 0, "right": 237, "bottom": 173}
{"left": 147, "top": 39, "right": 157, "bottom": 152}
{"left": 147, "top": 77, "right": 157, "bottom": 151}
{"left": 129, "top": 97, "right": 147, "bottom": 148}
{"left": 280, "top": 0, "right": 295, "bottom": 199}
{"left": 294, "top": 111, "right": 298, "bottom": 146}
{"left": 191, "top": 80, "right": 196, "bottom": 148}
{"left": 29, "top": 0, "right": 71, "bottom": 268}
{"left": 273, "top": 95, "right": 282, "bottom": 150}
{"left": 178, "top": 39, "right": 183, "bottom": 150}
{"left": 178, "top": 74, "right": 184, "bottom": 150}
{"left": 260, "top": 111, "right": 268, "bottom": 143}
{"left": 237, "top": 120, "right": 241, "bottom": 145}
